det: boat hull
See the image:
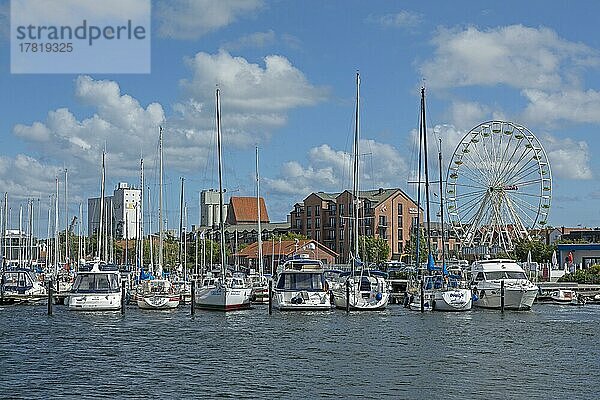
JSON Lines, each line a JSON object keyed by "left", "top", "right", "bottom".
{"left": 274, "top": 290, "right": 333, "bottom": 311}
{"left": 137, "top": 296, "right": 180, "bottom": 310}
{"left": 332, "top": 289, "right": 389, "bottom": 311}
{"left": 433, "top": 288, "right": 472, "bottom": 311}
{"left": 473, "top": 286, "right": 537, "bottom": 310}
{"left": 194, "top": 285, "right": 251, "bottom": 311}
{"left": 67, "top": 293, "right": 122, "bottom": 311}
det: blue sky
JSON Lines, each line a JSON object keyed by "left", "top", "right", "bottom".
{"left": 1, "top": 0, "right": 600, "bottom": 237}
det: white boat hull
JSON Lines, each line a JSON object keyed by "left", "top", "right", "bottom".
{"left": 332, "top": 288, "right": 389, "bottom": 310}
{"left": 67, "top": 293, "right": 122, "bottom": 311}
{"left": 473, "top": 286, "right": 537, "bottom": 310}
{"left": 274, "top": 290, "right": 332, "bottom": 311}
{"left": 195, "top": 285, "right": 251, "bottom": 311}
{"left": 137, "top": 295, "right": 180, "bottom": 310}
{"left": 433, "top": 288, "right": 472, "bottom": 311}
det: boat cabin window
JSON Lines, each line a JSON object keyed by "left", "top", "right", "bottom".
{"left": 475, "top": 272, "right": 485, "bottom": 281}
{"left": 5, "top": 272, "right": 32, "bottom": 287}
{"left": 72, "top": 273, "right": 119, "bottom": 293}
{"left": 277, "top": 273, "right": 323, "bottom": 290}
{"left": 485, "top": 271, "right": 505, "bottom": 280}
{"left": 505, "top": 271, "right": 527, "bottom": 280}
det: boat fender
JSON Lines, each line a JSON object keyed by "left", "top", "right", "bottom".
{"left": 296, "top": 296, "right": 304, "bottom": 304}
{"left": 329, "top": 291, "right": 335, "bottom": 305}
{"left": 472, "top": 293, "right": 479, "bottom": 302}
{"left": 290, "top": 297, "right": 297, "bottom": 304}
{"left": 375, "top": 292, "right": 383, "bottom": 301}
{"left": 431, "top": 299, "right": 436, "bottom": 310}
{"left": 403, "top": 293, "right": 410, "bottom": 308}
{"left": 324, "top": 281, "right": 329, "bottom": 292}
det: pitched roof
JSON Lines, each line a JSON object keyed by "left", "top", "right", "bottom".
{"left": 237, "top": 239, "right": 338, "bottom": 259}
{"left": 227, "top": 196, "right": 269, "bottom": 224}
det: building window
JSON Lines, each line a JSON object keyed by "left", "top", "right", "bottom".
{"left": 398, "top": 203, "right": 403, "bottom": 215}
{"left": 315, "top": 218, "right": 320, "bottom": 228}
{"left": 366, "top": 227, "right": 372, "bottom": 236}
{"left": 306, "top": 206, "right": 312, "bottom": 217}
{"left": 306, "top": 231, "right": 312, "bottom": 239}
{"left": 339, "top": 243, "right": 344, "bottom": 255}
{"left": 398, "top": 242, "right": 403, "bottom": 253}
{"left": 398, "top": 228, "right": 403, "bottom": 240}
{"left": 398, "top": 215, "right": 403, "bottom": 227}
{"left": 339, "top": 204, "right": 344, "bottom": 215}
{"left": 379, "top": 215, "right": 387, "bottom": 226}
{"left": 315, "top": 205, "right": 321, "bottom": 216}
{"left": 307, "top": 219, "right": 312, "bottom": 229}
{"left": 329, "top": 203, "right": 336, "bottom": 212}
{"left": 329, "top": 217, "right": 335, "bottom": 227}
{"left": 340, "top": 229, "right": 344, "bottom": 240}
{"left": 315, "top": 230, "right": 321, "bottom": 241}
{"left": 295, "top": 219, "right": 301, "bottom": 229}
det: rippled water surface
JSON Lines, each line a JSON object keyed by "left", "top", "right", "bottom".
{"left": 1, "top": 303, "right": 599, "bottom": 399}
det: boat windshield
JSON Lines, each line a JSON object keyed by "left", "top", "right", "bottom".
{"left": 72, "top": 273, "right": 120, "bottom": 293}
{"left": 484, "top": 271, "right": 527, "bottom": 280}
{"left": 3, "top": 271, "right": 33, "bottom": 287}
{"left": 277, "top": 273, "right": 324, "bottom": 291}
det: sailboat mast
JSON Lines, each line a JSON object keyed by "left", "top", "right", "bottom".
{"left": 215, "top": 89, "right": 227, "bottom": 280}
{"left": 256, "top": 146, "right": 263, "bottom": 276}
{"left": 179, "top": 177, "right": 184, "bottom": 270}
{"left": 352, "top": 72, "right": 361, "bottom": 271}
{"left": 98, "top": 151, "right": 105, "bottom": 260}
{"left": 139, "top": 158, "right": 144, "bottom": 271}
{"left": 438, "top": 138, "right": 447, "bottom": 267}
{"left": 54, "top": 176, "right": 59, "bottom": 275}
{"left": 64, "top": 168, "right": 68, "bottom": 266}
{"left": 158, "top": 126, "right": 164, "bottom": 273}
{"left": 147, "top": 186, "right": 154, "bottom": 275}
{"left": 421, "top": 87, "right": 432, "bottom": 256}
{"left": 415, "top": 91, "right": 424, "bottom": 276}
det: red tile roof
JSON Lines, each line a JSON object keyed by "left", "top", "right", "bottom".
{"left": 227, "top": 196, "right": 269, "bottom": 224}
{"left": 237, "top": 239, "right": 338, "bottom": 258}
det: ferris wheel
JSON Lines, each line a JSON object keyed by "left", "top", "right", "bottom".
{"left": 445, "top": 121, "right": 552, "bottom": 252}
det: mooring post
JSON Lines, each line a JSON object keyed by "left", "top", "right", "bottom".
{"left": 121, "top": 283, "right": 126, "bottom": 315}
{"left": 500, "top": 279, "right": 505, "bottom": 313}
{"left": 420, "top": 280, "right": 425, "bottom": 313}
{"left": 345, "top": 280, "right": 350, "bottom": 313}
{"left": 268, "top": 279, "right": 273, "bottom": 315}
{"left": 47, "top": 280, "right": 53, "bottom": 316}
{"left": 191, "top": 280, "right": 195, "bottom": 316}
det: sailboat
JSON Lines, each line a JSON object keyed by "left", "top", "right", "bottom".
{"left": 137, "top": 127, "right": 181, "bottom": 310}
{"left": 67, "top": 151, "right": 123, "bottom": 311}
{"left": 331, "top": 72, "right": 390, "bottom": 311}
{"left": 249, "top": 146, "right": 269, "bottom": 303}
{"left": 406, "top": 87, "right": 471, "bottom": 312}
{"left": 194, "top": 88, "right": 252, "bottom": 311}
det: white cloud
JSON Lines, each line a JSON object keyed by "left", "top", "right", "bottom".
{"left": 542, "top": 134, "right": 593, "bottom": 180}
{"left": 447, "top": 101, "right": 491, "bottom": 131}
{"left": 367, "top": 10, "right": 422, "bottom": 29}
{"left": 222, "top": 30, "right": 277, "bottom": 50}
{"left": 421, "top": 25, "right": 600, "bottom": 90}
{"left": 522, "top": 89, "right": 600, "bottom": 125}
{"left": 181, "top": 50, "right": 327, "bottom": 112}
{"left": 264, "top": 140, "right": 409, "bottom": 197}
{"left": 156, "top": 0, "right": 263, "bottom": 39}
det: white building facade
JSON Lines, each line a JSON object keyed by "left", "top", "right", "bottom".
{"left": 88, "top": 182, "right": 141, "bottom": 240}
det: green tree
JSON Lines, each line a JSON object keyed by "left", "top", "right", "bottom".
{"left": 358, "top": 235, "right": 390, "bottom": 264}
{"left": 404, "top": 229, "right": 428, "bottom": 264}
{"left": 273, "top": 232, "right": 308, "bottom": 241}
{"left": 513, "top": 239, "right": 555, "bottom": 263}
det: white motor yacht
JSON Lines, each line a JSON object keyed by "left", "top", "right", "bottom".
{"left": 274, "top": 256, "right": 332, "bottom": 311}
{"left": 1, "top": 269, "right": 47, "bottom": 303}
{"left": 66, "top": 263, "right": 122, "bottom": 311}
{"left": 470, "top": 259, "right": 538, "bottom": 310}
{"left": 195, "top": 273, "right": 252, "bottom": 311}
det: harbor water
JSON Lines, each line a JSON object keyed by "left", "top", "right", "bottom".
{"left": 1, "top": 304, "right": 599, "bottom": 399}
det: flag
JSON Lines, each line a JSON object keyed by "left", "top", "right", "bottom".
{"left": 427, "top": 253, "right": 435, "bottom": 272}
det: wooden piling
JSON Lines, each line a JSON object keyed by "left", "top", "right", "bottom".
{"left": 47, "top": 281, "right": 53, "bottom": 316}
{"left": 121, "top": 284, "right": 125, "bottom": 315}
{"left": 191, "top": 280, "right": 195, "bottom": 316}
{"left": 345, "top": 280, "right": 350, "bottom": 313}
{"left": 500, "top": 280, "right": 505, "bottom": 313}
{"left": 268, "top": 279, "right": 273, "bottom": 315}
{"left": 420, "top": 280, "right": 425, "bottom": 313}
